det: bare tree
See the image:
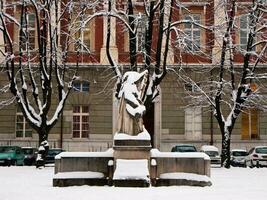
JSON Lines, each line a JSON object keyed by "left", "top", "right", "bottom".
{"left": 103, "top": 0, "right": 173, "bottom": 106}
{"left": 97, "top": 0, "right": 213, "bottom": 140}
{"left": 174, "top": 0, "right": 267, "bottom": 167}
{"left": 0, "top": 0, "right": 96, "bottom": 166}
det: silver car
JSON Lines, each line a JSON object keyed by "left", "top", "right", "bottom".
{"left": 230, "top": 149, "right": 247, "bottom": 167}
{"left": 245, "top": 146, "right": 267, "bottom": 168}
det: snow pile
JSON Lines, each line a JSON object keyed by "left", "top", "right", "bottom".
{"left": 159, "top": 172, "right": 211, "bottom": 182}
{"left": 150, "top": 149, "right": 210, "bottom": 160}
{"left": 113, "top": 159, "right": 150, "bottom": 181}
{"left": 54, "top": 171, "right": 104, "bottom": 179}
{"left": 114, "top": 127, "right": 151, "bottom": 140}
{"left": 55, "top": 148, "right": 114, "bottom": 159}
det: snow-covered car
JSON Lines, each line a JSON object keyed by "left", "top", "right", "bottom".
{"left": 245, "top": 146, "right": 267, "bottom": 168}
{"left": 171, "top": 144, "right": 197, "bottom": 152}
{"left": 230, "top": 149, "right": 247, "bottom": 167}
{"left": 200, "top": 145, "right": 221, "bottom": 166}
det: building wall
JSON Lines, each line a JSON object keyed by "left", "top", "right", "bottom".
{"left": 0, "top": 0, "right": 267, "bottom": 152}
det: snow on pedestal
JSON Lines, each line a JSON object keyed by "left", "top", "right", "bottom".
{"left": 114, "top": 128, "right": 151, "bottom": 141}
{"left": 113, "top": 159, "right": 150, "bottom": 182}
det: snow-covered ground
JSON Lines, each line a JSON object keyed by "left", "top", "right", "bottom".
{"left": 1, "top": 166, "right": 267, "bottom": 200}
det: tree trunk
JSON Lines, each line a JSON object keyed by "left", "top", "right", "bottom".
{"left": 36, "top": 130, "right": 49, "bottom": 168}
{"left": 221, "top": 127, "right": 231, "bottom": 168}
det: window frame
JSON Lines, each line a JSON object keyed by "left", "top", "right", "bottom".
{"left": 15, "top": 112, "right": 33, "bottom": 138}
{"left": 239, "top": 14, "right": 250, "bottom": 50}
{"left": 72, "top": 105, "right": 90, "bottom": 139}
{"left": 183, "top": 13, "right": 202, "bottom": 53}
{"left": 75, "top": 23, "right": 93, "bottom": 52}
{"left": 184, "top": 107, "right": 202, "bottom": 140}
{"left": 72, "top": 4, "right": 95, "bottom": 53}
{"left": 20, "top": 12, "right": 36, "bottom": 51}
{"left": 124, "top": 14, "right": 147, "bottom": 53}
{"left": 73, "top": 81, "right": 90, "bottom": 92}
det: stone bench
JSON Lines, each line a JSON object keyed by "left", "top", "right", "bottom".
{"left": 150, "top": 149, "right": 212, "bottom": 187}
{"left": 53, "top": 149, "right": 114, "bottom": 187}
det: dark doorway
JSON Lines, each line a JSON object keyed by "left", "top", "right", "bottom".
{"left": 143, "top": 103, "right": 155, "bottom": 147}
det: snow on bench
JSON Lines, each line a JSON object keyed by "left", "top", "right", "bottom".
{"left": 159, "top": 172, "right": 211, "bottom": 182}
{"left": 55, "top": 148, "right": 114, "bottom": 159}
{"left": 54, "top": 171, "right": 105, "bottom": 179}
{"left": 150, "top": 149, "right": 210, "bottom": 160}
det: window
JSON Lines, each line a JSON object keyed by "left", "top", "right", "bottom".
{"left": 21, "top": 13, "right": 35, "bottom": 50}
{"left": 72, "top": 106, "right": 89, "bottom": 138}
{"left": 72, "top": 4, "right": 94, "bottom": 52}
{"left": 184, "top": 83, "right": 201, "bottom": 92}
{"left": 241, "top": 84, "right": 258, "bottom": 140}
{"left": 124, "top": 14, "right": 147, "bottom": 52}
{"left": 136, "top": 15, "right": 147, "bottom": 52}
{"left": 239, "top": 14, "right": 256, "bottom": 51}
{"left": 75, "top": 24, "right": 91, "bottom": 52}
{"left": 184, "top": 14, "right": 201, "bottom": 52}
{"left": 73, "top": 81, "right": 89, "bottom": 92}
{"left": 16, "top": 113, "right": 32, "bottom": 138}
{"left": 240, "top": 15, "right": 249, "bottom": 50}
{"left": 184, "top": 107, "right": 202, "bottom": 140}
{"left": 241, "top": 109, "right": 259, "bottom": 140}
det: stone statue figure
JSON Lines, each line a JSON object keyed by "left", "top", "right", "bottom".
{"left": 117, "top": 70, "right": 148, "bottom": 136}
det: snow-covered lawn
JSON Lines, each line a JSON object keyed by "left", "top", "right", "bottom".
{"left": 1, "top": 166, "right": 267, "bottom": 200}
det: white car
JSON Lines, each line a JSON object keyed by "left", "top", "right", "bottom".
{"left": 200, "top": 145, "right": 221, "bottom": 166}
{"left": 245, "top": 146, "right": 267, "bottom": 168}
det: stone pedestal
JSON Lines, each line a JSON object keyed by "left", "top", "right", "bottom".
{"left": 112, "top": 140, "right": 151, "bottom": 187}
{"left": 113, "top": 139, "right": 151, "bottom": 160}
{"left": 114, "top": 146, "right": 151, "bottom": 160}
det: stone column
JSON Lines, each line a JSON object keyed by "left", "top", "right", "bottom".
{"left": 212, "top": 0, "right": 226, "bottom": 64}
{"left": 161, "top": 0, "right": 174, "bottom": 65}
{"left": 0, "top": 0, "right": 5, "bottom": 62}
{"left": 100, "top": 0, "right": 118, "bottom": 64}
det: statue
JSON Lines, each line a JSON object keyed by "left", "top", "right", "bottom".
{"left": 117, "top": 70, "right": 148, "bottom": 136}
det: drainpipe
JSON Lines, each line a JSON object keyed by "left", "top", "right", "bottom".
{"left": 210, "top": 70, "right": 214, "bottom": 145}
{"left": 210, "top": 108, "right": 214, "bottom": 145}
{"left": 59, "top": 111, "right": 63, "bottom": 149}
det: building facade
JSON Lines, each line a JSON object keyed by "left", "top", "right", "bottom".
{"left": 0, "top": 0, "right": 267, "bottom": 152}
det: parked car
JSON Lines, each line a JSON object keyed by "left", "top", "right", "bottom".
{"left": 45, "top": 148, "right": 64, "bottom": 164}
{"left": 245, "top": 146, "right": 267, "bottom": 168}
{"left": 0, "top": 146, "right": 24, "bottom": 166}
{"left": 22, "top": 147, "right": 37, "bottom": 166}
{"left": 230, "top": 149, "right": 248, "bottom": 167}
{"left": 200, "top": 145, "right": 221, "bottom": 166}
{"left": 171, "top": 144, "right": 197, "bottom": 152}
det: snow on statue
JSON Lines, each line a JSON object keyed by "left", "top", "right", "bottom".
{"left": 117, "top": 70, "right": 149, "bottom": 136}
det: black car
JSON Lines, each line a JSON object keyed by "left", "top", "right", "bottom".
{"left": 22, "top": 147, "right": 37, "bottom": 166}
{"left": 171, "top": 144, "right": 197, "bottom": 152}
{"left": 45, "top": 148, "right": 64, "bottom": 164}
